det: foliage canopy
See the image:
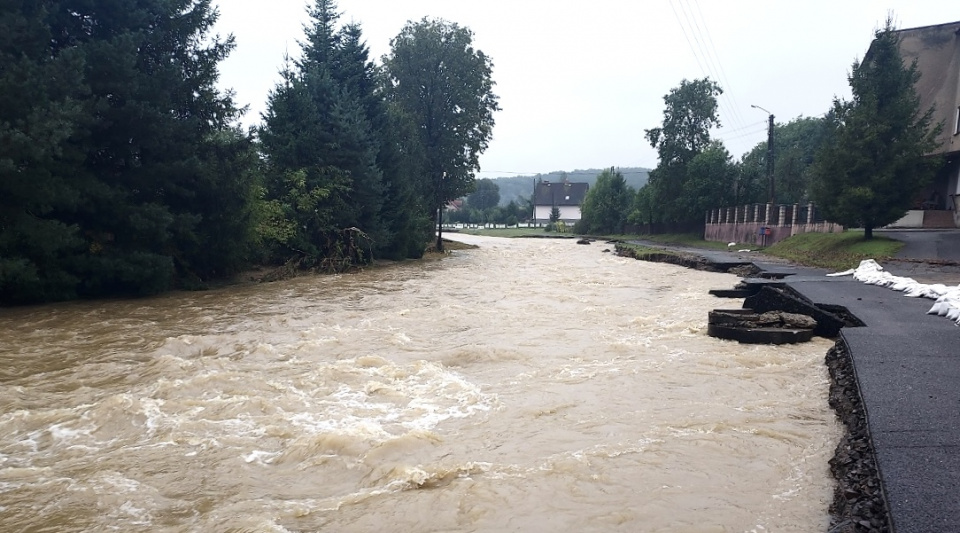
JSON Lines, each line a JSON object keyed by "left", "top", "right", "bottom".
{"left": 467, "top": 179, "right": 501, "bottom": 211}
{"left": 576, "top": 168, "right": 634, "bottom": 234}
{"left": 1, "top": 1, "right": 502, "bottom": 305}
{"left": 383, "top": 18, "right": 501, "bottom": 217}
{"left": 640, "top": 78, "right": 725, "bottom": 226}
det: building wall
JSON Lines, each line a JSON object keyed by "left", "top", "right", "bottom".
{"left": 534, "top": 205, "right": 582, "bottom": 222}
{"left": 895, "top": 23, "right": 960, "bottom": 156}
{"left": 888, "top": 211, "right": 926, "bottom": 228}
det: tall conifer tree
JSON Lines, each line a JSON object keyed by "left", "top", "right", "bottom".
{"left": 1, "top": 1, "right": 256, "bottom": 303}
{"left": 811, "top": 18, "right": 942, "bottom": 238}
{"left": 260, "top": 0, "right": 392, "bottom": 266}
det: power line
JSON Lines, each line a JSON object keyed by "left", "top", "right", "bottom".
{"left": 670, "top": 0, "right": 755, "bottom": 139}
{"left": 713, "top": 125, "right": 768, "bottom": 143}
{"left": 668, "top": 0, "right": 709, "bottom": 81}
{"left": 714, "top": 119, "right": 767, "bottom": 136}
{"left": 675, "top": 0, "right": 746, "bottom": 132}
{"left": 688, "top": 0, "right": 750, "bottom": 131}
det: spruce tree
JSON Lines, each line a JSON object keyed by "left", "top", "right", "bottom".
{"left": 260, "top": 0, "right": 395, "bottom": 267}
{"left": 259, "top": 63, "right": 352, "bottom": 263}
{"left": 0, "top": 2, "right": 89, "bottom": 302}
{"left": 1, "top": 1, "right": 256, "bottom": 303}
{"left": 811, "top": 18, "right": 942, "bottom": 239}
{"left": 377, "top": 103, "right": 431, "bottom": 259}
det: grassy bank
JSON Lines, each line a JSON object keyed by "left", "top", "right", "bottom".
{"left": 619, "top": 230, "right": 902, "bottom": 270}
{"left": 613, "top": 242, "right": 676, "bottom": 257}
{"left": 607, "top": 233, "right": 736, "bottom": 251}
{"left": 603, "top": 231, "right": 902, "bottom": 270}
{"left": 455, "top": 227, "right": 573, "bottom": 238}
{"left": 763, "top": 231, "right": 902, "bottom": 270}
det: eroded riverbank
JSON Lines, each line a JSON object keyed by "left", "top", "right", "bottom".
{"left": 614, "top": 243, "right": 891, "bottom": 532}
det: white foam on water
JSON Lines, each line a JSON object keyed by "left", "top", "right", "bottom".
{"left": 98, "top": 471, "right": 147, "bottom": 493}
{"left": 0, "top": 352, "right": 491, "bottom": 477}
{"left": 117, "top": 500, "right": 152, "bottom": 525}
{"left": 243, "top": 449, "right": 282, "bottom": 464}
{"left": 139, "top": 396, "right": 166, "bottom": 435}
{"left": 285, "top": 358, "right": 498, "bottom": 440}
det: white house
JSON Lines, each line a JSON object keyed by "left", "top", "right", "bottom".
{"left": 532, "top": 180, "right": 589, "bottom": 223}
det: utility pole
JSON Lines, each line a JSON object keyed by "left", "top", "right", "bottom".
{"left": 751, "top": 105, "right": 776, "bottom": 205}
{"left": 436, "top": 171, "right": 446, "bottom": 252}
{"left": 766, "top": 113, "right": 775, "bottom": 205}
{"left": 532, "top": 176, "right": 537, "bottom": 226}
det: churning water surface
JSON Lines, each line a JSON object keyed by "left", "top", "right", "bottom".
{"left": 0, "top": 234, "right": 840, "bottom": 532}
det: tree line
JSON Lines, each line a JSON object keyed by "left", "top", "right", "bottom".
{"left": 442, "top": 178, "right": 531, "bottom": 227}
{"left": 577, "top": 18, "right": 942, "bottom": 238}
{"left": 0, "top": 0, "right": 499, "bottom": 305}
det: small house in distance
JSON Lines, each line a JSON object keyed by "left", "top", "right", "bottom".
{"left": 533, "top": 180, "right": 589, "bottom": 223}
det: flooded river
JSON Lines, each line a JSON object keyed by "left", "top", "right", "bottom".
{"left": 0, "top": 234, "right": 840, "bottom": 532}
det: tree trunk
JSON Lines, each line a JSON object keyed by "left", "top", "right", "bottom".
{"left": 864, "top": 225, "right": 873, "bottom": 239}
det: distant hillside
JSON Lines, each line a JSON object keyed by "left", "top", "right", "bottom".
{"left": 490, "top": 168, "right": 650, "bottom": 206}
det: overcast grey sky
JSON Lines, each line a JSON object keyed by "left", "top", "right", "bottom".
{"left": 213, "top": 0, "right": 959, "bottom": 177}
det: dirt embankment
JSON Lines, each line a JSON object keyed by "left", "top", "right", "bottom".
{"left": 826, "top": 341, "right": 891, "bottom": 533}
{"left": 614, "top": 244, "right": 726, "bottom": 272}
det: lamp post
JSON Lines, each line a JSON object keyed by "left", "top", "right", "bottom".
{"left": 436, "top": 171, "right": 446, "bottom": 252}
{"left": 750, "top": 104, "right": 776, "bottom": 205}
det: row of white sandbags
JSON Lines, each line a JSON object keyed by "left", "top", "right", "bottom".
{"left": 827, "top": 259, "right": 960, "bottom": 325}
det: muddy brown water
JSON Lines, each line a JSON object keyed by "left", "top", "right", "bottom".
{"left": 0, "top": 234, "right": 840, "bottom": 532}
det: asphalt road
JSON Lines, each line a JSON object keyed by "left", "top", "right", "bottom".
{"left": 878, "top": 229, "right": 960, "bottom": 261}
{"left": 787, "top": 277, "right": 960, "bottom": 533}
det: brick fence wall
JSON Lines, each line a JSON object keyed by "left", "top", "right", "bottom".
{"left": 704, "top": 203, "right": 844, "bottom": 246}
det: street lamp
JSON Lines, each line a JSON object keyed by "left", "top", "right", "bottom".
{"left": 751, "top": 104, "right": 776, "bottom": 205}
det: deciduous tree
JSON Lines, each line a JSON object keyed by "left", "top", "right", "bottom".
{"left": 644, "top": 78, "right": 723, "bottom": 225}
{"left": 740, "top": 116, "right": 829, "bottom": 206}
{"left": 683, "top": 141, "right": 737, "bottom": 219}
{"left": 383, "top": 18, "right": 500, "bottom": 228}
{"left": 467, "top": 178, "right": 500, "bottom": 211}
